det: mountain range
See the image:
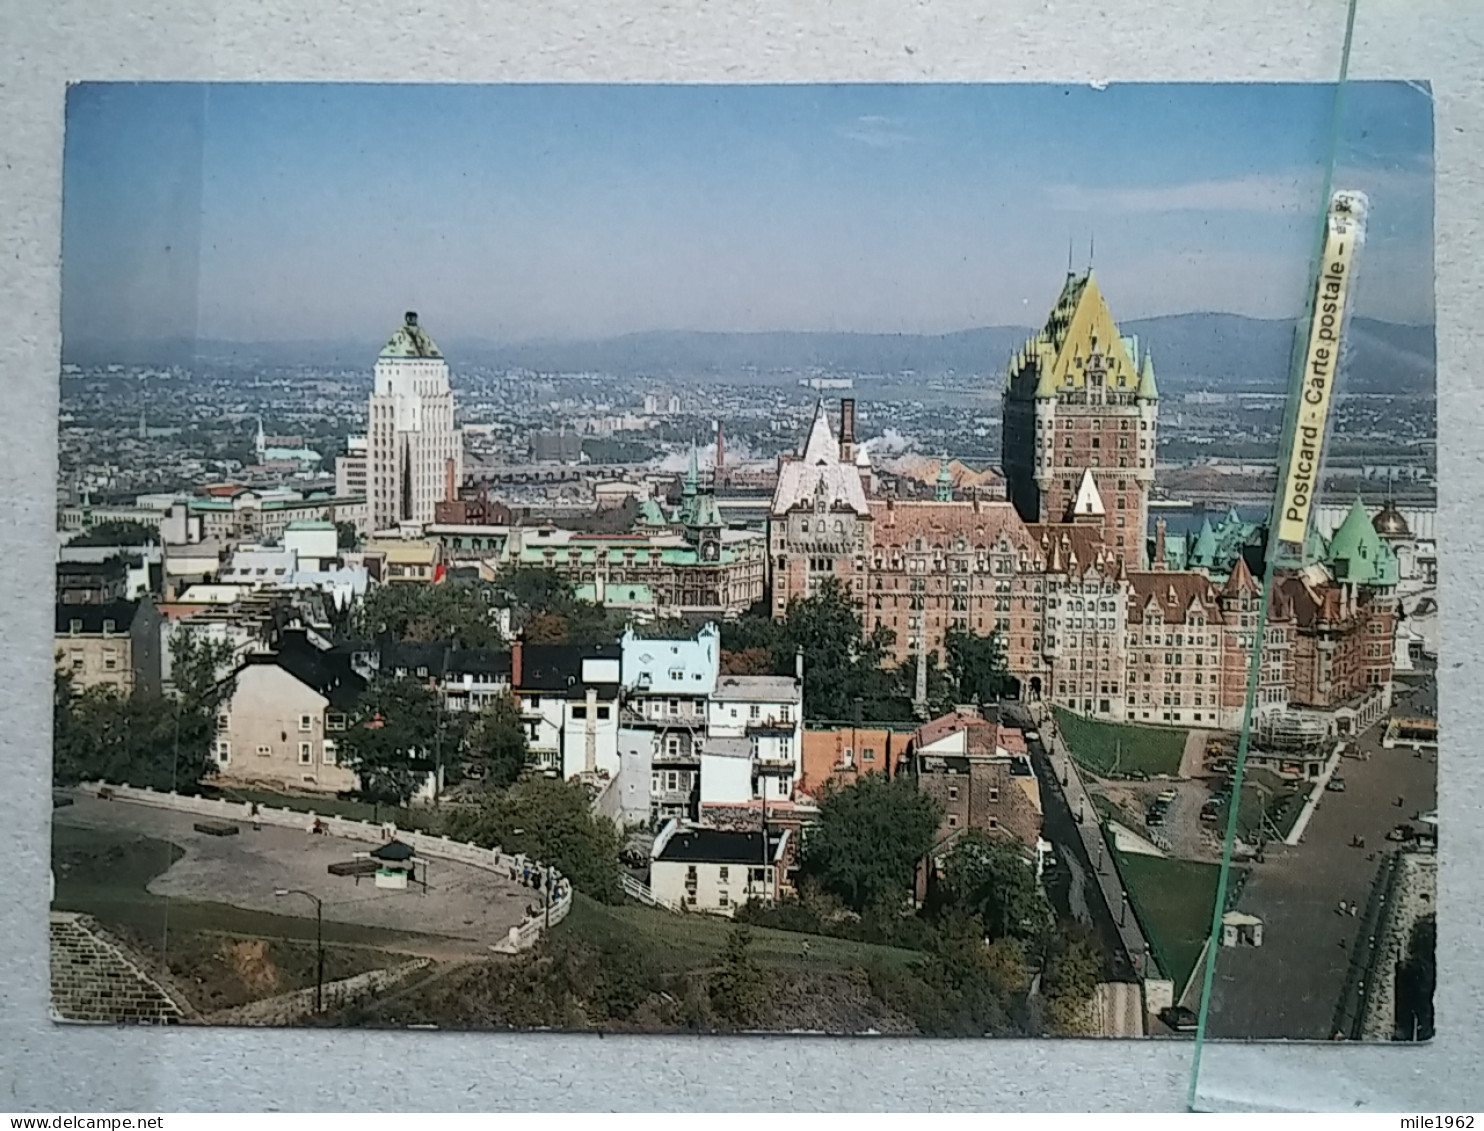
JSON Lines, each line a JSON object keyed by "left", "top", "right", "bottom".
{"left": 66, "top": 313, "right": 1435, "bottom": 397}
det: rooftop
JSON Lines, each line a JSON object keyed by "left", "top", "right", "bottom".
{"left": 711, "top": 674, "right": 800, "bottom": 702}
{"left": 654, "top": 826, "right": 787, "bottom": 865}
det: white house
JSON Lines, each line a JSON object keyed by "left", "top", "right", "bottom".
{"left": 510, "top": 641, "right": 623, "bottom": 780}
{"left": 707, "top": 673, "right": 804, "bottom": 803}
{"left": 212, "top": 640, "right": 364, "bottom": 795}
{"left": 618, "top": 623, "right": 721, "bottom": 826}
{"left": 649, "top": 819, "right": 789, "bottom": 916}
{"left": 698, "top": 736, "right": 756, "bottom": 806}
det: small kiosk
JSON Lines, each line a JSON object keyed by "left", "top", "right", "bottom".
{"left": 370, "top": 839, "right": 419, "bottom": 891}
{"left": 1221, "top": 910, "right": 1265, "bottom": 948}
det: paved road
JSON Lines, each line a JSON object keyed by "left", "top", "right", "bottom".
{"left": 1200, "top": 674, "right": 1438, "bottom": 1038}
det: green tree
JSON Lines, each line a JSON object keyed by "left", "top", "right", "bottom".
{"left": 335, "top": 521, "right": 360, "bottom": 550}
{"left": 68, "top": 520, "right": 160, "bottom": 547}
{"left": 708, "top": 926, "right": 765, "bottom": 1027}
{"left": 357, "top": 582, "right": 506, "bottom": 648}
{"left": 52, "top": 629, "right": 237, "bottom": 792}
{"left": 338, "top": 676, "right": 446, "bottom": 806}
{"left": 775, "top": 576, "right": 897, "bottom": 721}
{"left": 801, "top": 772, "right": 940, "bottom": 914}
{"left": 441, "top": 776, "right": 622, "bottom": 901}
{"left": 1038, "top": 922, "right": 1103, "bottom": 1035}
{"left": 940, "top": 830, "right": 1052, "bottom": 942}
{"left": 944, "top": 628, "right": 1013, "bottom": 707}
{"left": 463, "top": 690, "right": 529, "bottom": 788}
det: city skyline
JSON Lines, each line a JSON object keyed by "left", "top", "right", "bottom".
{"left": 62, "top": 82, "right": 1434, "bottom": 351}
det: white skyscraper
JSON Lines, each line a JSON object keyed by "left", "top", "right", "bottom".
{"left": 367, "top": 311, "right": 462, "bottom": 531}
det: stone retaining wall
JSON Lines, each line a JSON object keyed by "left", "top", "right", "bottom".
{"left": 50, "top": 912, "right": 188, "bottom": 1025}
{"left": 208, "top": 959, "right": 431, "bottom": 1026}
{"left": 1361, "top": 851, "right": 1437, "bottom": 1040}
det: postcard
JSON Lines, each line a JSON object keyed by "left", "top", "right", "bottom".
{"left": 51, "top": 81, "right": 1435, "bottom": 1039}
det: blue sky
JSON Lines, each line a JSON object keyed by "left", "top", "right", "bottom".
{"left": 62, "top": 82, "right": 1434, "bottom": 347}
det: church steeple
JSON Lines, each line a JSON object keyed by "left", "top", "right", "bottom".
{"left": 936, "top": 454, "right": 953, "bottom": 502}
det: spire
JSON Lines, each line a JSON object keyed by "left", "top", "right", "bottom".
{"left": 1069, "top": 468, "right": 1106, "bottom": 519}
{"left": 255, "top": 415, "right": 266, "bottom": 461}
{"left": 936, "top": 454, "right": 953, "bottom": 502}
{"left": 1067, "top": 237, "right": 1075, "bottom": 277}
{"left": 1192, "top": 517, "right": 1218, "bottom": 566}
{"left": 801, "top": 399, "right": 837, "bottom": 465}
{"left": 1223, "top": 552, "right": 1257, "bottom": 596}
{"left": 684, "top": 443, "right": 699, "bottom": 496}
{"left": 1137, "top": 349, "right": 1159, "bottom": 401}
{"left": 1088, "top": 233, "right": 1095, "bottom": 272}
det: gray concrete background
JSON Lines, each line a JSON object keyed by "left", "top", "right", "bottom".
{"left": 1, "top": 0, "right": 1481, "bottom": 1112}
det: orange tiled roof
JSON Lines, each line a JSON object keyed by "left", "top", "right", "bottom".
{"left": 870, "top": 499, "right": 1033, "bottom": 551}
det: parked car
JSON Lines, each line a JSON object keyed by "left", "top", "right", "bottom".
{"left": 1146, "top": 809, "right": 1166, "bottom": 828}
{"left": 1325, "top": 777, "right": 1347, "bottom": 792}
{"left": 1387, "top": 824, "right": 1415, "bottom": 843}
{"left": 1161, "top": 1005, "right": 1199, "bottom": 1034}
{"left": 1156, "top": 788, "right": 1179, "bottom": 804}
{"left": 1024, "top": 730, "right": 1040, "bottom": 743}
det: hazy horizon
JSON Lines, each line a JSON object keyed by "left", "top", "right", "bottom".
{"left": 62, "top": 82, "right": 1435, "bottom": 351}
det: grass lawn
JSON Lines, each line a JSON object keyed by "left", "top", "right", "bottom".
{"left": 1115, "top": 852, "right": 1241, "bottom": 991}
{"left": 1053, "top": 707, "right": 1187, "bottom": 779}
{"left": 559, "top": 894, "right": 922, "bottom": 975}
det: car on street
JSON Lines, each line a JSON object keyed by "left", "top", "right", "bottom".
{"left": 1160, "top": 1005, "right": 1199, "bottom": 1034}
{"left": 1156, "top": 788, "right": 1178, "bottom": 804}
{"left": 1024, "top": 730, "right": 1040, "bottom": 743}
{"left": 1326, "top": 777, "right": 1347, "bottom": 792}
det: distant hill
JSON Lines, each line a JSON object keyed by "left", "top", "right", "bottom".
{"left": 65, "top": 312, "right": 1435, "bottom": 396}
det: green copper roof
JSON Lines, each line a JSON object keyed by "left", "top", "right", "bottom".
{"left": 1190, "top": 518, "right": 1218, "bottom": 567}
{"left": 379, "top": 312, "right": 442, "bottom": 359}
{"left": 1326, "top": 498, "right": 1399, "bottom": 587}
{"left": 636, "top": 498, "right": 668, "bottom": 526}
{"left": 1303, "top": 526, "right": 1330, "bottom": 565}
{"left": 1137, "top": 350, "right": 1159, "bottom": 400}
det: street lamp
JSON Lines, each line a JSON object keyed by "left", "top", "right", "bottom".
{"left": 275, "top": 888, "right": 325, "bottom": 1015}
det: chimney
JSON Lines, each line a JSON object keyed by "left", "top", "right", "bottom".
{"left": 444, "top": 458, "right": 456, "bottom": 504}
{"left": 795, "top": 648, "right": 805, "bottom": 682}
{"left": 839, "top": 399, "right": 856, "bottom": 462}
{"left": 405, "top": 311, "right": 418, "bottom": 327}
{"left": 511, "top": 638, "right": 523, "bottom": 688}
{"left": 584, "top": 686, "right": 599, "bottom": 774}
{"left": 1154, "top": 519, "right": 1168, "bottom": 571}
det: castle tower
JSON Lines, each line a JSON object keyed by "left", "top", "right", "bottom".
{"left": 1001, "top": 270, "right": 1158, "bottom": 570}
{"left": 367, "top": 312, "right": 463, "bottom": 531}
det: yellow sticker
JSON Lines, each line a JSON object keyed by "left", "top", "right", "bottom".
{"left": 1277, "top": 191, "right": 1368, "bottom": 546}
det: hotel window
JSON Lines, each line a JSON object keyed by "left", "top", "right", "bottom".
{"left": 102, "top": 649, "right": 118, "bottom": 671}
{"left": 948, "top": 786, "right": 959, "bottom": 801}
{"left": 326, "top": 713, "right": 347, "bottom": 731}
{"left": 323, "top": 740, "right": 337, "bottom": 765}
{"left": 299, "top": 714, "right": 314, "bottom": 732}
{"left": 102, "top": 620, "right": 116, "bottom": 636}
{"left": 69, "top": 619, "right": 83, "bottom": 636}
{"left": 719, "top": 867, "right": 729, "bottom": 882}
{"left": 215, "top": 741, "right": 230, "bottom": 764}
